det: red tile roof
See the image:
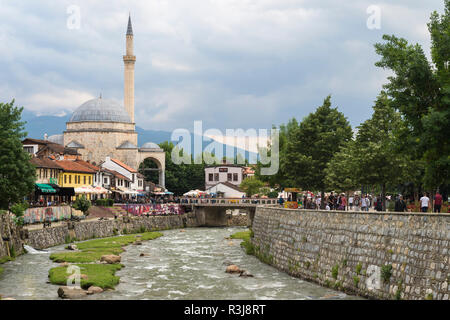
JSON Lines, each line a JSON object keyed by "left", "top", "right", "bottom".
{"left": 30, "top": 157, "right": 62, "bottom": 169}
{"left": 55, "top": 160, "right": 96, "bottom": 174}
{"left": 102, "top": 168, "right": 131, "bottom": 181}
{"left": 111, "top": 158, "right": 137, "bottom": 173}
{"left": 75, "top": 159, "right": 100, "bottom": 171}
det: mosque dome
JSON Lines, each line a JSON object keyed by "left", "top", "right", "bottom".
{"left": 69, "top": 98, "right": 132, "bottom": 123}
{"left": 140, "top": 142, "right": 163, "bottom": 151}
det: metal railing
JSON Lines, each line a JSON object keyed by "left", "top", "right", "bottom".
{"left": 179, "top": 198, "right": 278, "bottom": 206}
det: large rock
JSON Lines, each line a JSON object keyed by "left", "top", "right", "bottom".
{"left": 87, "top": 286, "right": 103, "bottom": 295}
{"left": 57, "top": 286, "right": 88, "bottom": 299}
{"left": 100, "top": 255, "right": 121, "bottom": 264}
{"left": 239, "top": 270, "right": 254, "bottom": 278}
{"left": 67, "top": 244, "right": 78, "bottom": 251}
{"left": 226, "top": 265, "right": 241, "bottom": 274}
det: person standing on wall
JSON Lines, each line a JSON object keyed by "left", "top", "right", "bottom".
{"left": 349, "top": 195, "right": 354, "bottom": 211}
{"left": 419, "top": 193, "right": 430, "bottom": 213}
{"left": 433, "top": 191, "right": 443, "bottom": 213}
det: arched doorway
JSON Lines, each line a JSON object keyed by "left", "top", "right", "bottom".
{"left": 139, "top": 157, "right": 165, "bottom": 189}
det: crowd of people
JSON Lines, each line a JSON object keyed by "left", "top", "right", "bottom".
{"left": 278, "top": 191, "right": 446, "bottom": 213}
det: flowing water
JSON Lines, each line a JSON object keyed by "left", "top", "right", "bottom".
{"left": 0, "top": 227, "right": 362, "bottom": 300}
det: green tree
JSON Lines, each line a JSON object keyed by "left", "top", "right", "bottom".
{"left": 73, "top": 196, "right": 91, "bottom": 216}
{"left": 353, "top": 93, "right": 408, "bottom": 210}
{"left": 0, "top": 100, "right": 36, "bottom": 210}
{"left": 285, "top": 95, "right": 353, "bottom": 208}
{"left": 324, "top": 140, "right": 358, "bottom": 195}
{"left": 240, "top": 177, "right": 265, "bottom": 197}
{"left": 374, "top": 0, "right": 450, "bottom": 189}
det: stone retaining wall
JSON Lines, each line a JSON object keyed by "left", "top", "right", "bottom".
{"left": 251, "top": 207, "right": 450, "bottom": 300}
{"left": 27, "top": 213, "right": 200, "bottom": 250}
{"left": 0, "top": 212, "right": 25, "bottom": 259}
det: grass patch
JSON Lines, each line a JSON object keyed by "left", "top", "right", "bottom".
{"left": 48, "top": 264, "right": 123, "bottom": 289}
{"left": 0, "top": 256, "right": 13, "bottom": 264}
{"left": 230, "top": 230, "right": 251, "bottom": 241}
{"left": 50, "top": 232, "right": 163, "bottom": 263}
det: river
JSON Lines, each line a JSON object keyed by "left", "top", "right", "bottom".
{"left": 0, "top": 227, "right": 362, "bottom": 300}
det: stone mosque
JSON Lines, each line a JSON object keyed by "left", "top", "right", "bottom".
{"left": 49, "top": 16, "right": 166, "bottom": 187}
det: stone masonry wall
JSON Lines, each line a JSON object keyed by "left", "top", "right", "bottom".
{"left": 0, "top": 212, "right": 25, "bottom": 259}
{"left": 27, "top": 212, "right": 200, "bottom": 250}
{"left": 251, "top": 207, "right": 450, "bottom": 300}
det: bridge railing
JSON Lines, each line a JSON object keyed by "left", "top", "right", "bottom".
{"left": 179, "top": 198, "right": 278, "bottom": 205}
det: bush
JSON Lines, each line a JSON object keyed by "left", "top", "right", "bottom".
{"left": 10, "top": 202, "right": 28, "bottom": 218}
{"left": 267, "top": 191, "right": 279, "bottom": 198}
{"left": 73, "top": 196, "right": 91, "bottom": 216}
{"left": 381, "top": 264, "right": 392, "bottom": 283}
{"left": 107, "top": 199, "right": 114, "bottom": 207}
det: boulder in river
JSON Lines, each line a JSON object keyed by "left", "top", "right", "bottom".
{"left": 239, "top": 270, "right": 254, "bottom": 278}
{"left": 100, "top": 255, "right": 121, "bottom": 264}
{"left": 133, "top": 241, "right": 142, "bottom": 245}
{"left": 139, "top": 253, "right": 149, "bottom": 257}
{"left": 57, "top": 286, "right": 88, "bottom": 299}
{"left": 87, "top": 286, "right": 103, "bottom": 295}
{"left": 226, "top": 265, "right": 241, "bottom": 274}
{"left": 67, "top": 244, "right": 78, "bottom": 251}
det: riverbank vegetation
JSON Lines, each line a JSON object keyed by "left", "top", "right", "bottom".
{"left": 50, "top": 231, "right": 163, "bottom": 263}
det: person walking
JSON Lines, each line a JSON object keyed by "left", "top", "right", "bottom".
{"left": 419, "top": 193, "right": 430, "bottom": 213}
{"left": 278, "top": 195, "right": 284, "bottom": 207}
{"left": 354, "top": 195, "right": 360, "bottom": 211}
{"left": 361, "top": 194, "right": 368, "bottom": 212}
{"left": 433, "top": 191, "right": 443, "bottom": 213}
{"left": 394, "top": 195, "right": 407, "bottom": 212}
{"left": 349, "top": 195, "right": 354, "bottom": 211}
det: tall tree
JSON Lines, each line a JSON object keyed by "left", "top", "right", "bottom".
{"left": 324, "top": 140, "right": 358, "bottom": 195}
{"left": 353, "top": 93, "right": 408, "bottom": 210}
{"left": 255, "top": 119, "right": 299, "bottom": 189}
{"left": 374, "top": 0, "right": 450, "bottom": 189}
{"left": 0, "top": 100, "right": 36, "bottom": 210}
{"left": 285, "top": 95, "right": 353, "bottom": 208}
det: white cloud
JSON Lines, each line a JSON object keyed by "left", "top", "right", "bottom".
{"left": 0, "top": 0, "right": 444, "bottom": 131}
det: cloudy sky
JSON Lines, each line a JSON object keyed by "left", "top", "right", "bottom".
{"left": 0, "top": 0, "right": 444, "bottom": 133}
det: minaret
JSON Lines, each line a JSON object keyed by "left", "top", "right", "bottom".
{"left": 123, "top": 14, "right": 136, "bottom": 123}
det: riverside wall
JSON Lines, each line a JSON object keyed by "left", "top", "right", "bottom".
{"left": 26, "top": 213, "right": 200, "bottom": 250}
{"left": 0, "top": 212, "right": 26, "bottom": 260}
{"left": 251, "top": 206, "right": 450, "bottom": 300}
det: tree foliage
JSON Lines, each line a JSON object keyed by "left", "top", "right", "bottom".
{"left": 0, "top": 100, "right": 36, "bottom": 210}
{"left": 240, "top": 176, "right": 265, "bottom": 197}
{"left": 374, "top": 0, "right": 450, "bottom": 188}
{"left": 285, "top": 95, "right": 353, "bottom": 193}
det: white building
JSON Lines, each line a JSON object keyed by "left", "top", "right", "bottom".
{"left": 205, "top": 164, "right": 245, "bottom": 190}
{"left": 205, "top": 182, "right": 246, "bottom": 198}
{"left": 101, "top": 157, "right": 144, "bottom": 192}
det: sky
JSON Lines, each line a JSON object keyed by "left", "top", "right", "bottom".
{"left": 0, "top": 0, "right": 445, "bottom": 133}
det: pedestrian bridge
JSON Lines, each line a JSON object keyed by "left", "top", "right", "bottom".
{"left": 180, "top": 198, "right": 278, "bottom": 227}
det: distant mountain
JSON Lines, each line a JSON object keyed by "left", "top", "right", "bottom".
{"left": 22, "top": 111, "right": 258, "bottom": 162}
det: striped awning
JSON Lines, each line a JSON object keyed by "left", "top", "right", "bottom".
{"left": 35, "top": 183, "right": 57, "bottom": 193}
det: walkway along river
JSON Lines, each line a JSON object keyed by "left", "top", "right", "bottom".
{"left": 0, "top": 227, "right": 362, "bottom": 300}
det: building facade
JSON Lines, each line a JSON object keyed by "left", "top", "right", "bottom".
{"left": 204, "top": 164, "right": 245, "bottom": 190}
